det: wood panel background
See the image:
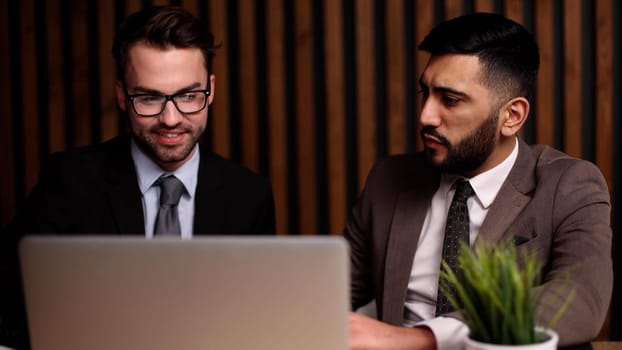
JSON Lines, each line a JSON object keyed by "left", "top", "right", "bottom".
{"left": 0, "top": 0, "right": 620, "bottom": 340}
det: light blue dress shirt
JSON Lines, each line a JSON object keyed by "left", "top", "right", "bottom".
{"left": 130, "top": 139, "right": 199, "bottom": 239}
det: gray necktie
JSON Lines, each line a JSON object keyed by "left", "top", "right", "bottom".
{"left": 436, "top": 180, "right": 474, "bottom": 315}
{"left": 154, "top": 175, "right": 184, "bottom": 236}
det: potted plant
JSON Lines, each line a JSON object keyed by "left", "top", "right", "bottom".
{"left": 439, "top": 242, "right": 574, "bottom": 349}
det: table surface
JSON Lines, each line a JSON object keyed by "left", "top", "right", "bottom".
{"left": 592, "top": 342, "right": 622, "bottom": 350}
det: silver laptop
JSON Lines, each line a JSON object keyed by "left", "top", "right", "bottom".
{"left": 19, "top": 235, "right": 349, "bottom": 350}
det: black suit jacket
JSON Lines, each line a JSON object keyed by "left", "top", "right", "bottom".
{"left": 1, "top": 135, "right": 276, "bottom": 349}
{"left": 8, "top": 135, "right": 275, "bottom": 235}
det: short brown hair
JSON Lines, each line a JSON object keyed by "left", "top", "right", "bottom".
{"left": 112, "top": 6, "right": 218, "bottom": 80}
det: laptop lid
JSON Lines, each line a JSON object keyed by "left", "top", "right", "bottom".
{"left": 19, "top": 235, "right": 349, "bottom": 350}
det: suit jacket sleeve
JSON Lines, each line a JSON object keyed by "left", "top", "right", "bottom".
{"left": 532, "top": 159, "right": 612, "bottom": 346}
{"left": 344, "top": 171, "right": 376, "bottom": 311}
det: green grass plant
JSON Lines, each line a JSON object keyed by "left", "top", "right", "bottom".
{"left": 439, "top": 241, "right": 572, "bottom": 345}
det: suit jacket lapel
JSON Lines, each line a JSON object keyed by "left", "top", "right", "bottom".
{"left": 382, "top": 170, "right": 439, "bottom": 324}
{"left": 105, "top": 137, "right": 145, "bottom": 234}
{"left": 102, "top": 140, "right": 227, "bottom": 235}
{"left": 477, "top": 139, "right": 536, "bottom": 244}
{"left": 193, "top": 148, "right": 226, "bottom": 234}
{"left": 381, "top": 140, "right": 536, "bottom": 323}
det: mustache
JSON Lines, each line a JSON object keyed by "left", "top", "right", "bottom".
{"left": 420, "top": 126, "right": 450, "bottom": 146}
{"left": 151, "top": 124, "right": 188, "bottom": 133}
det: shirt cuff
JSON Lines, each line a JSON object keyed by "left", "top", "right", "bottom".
{"left": 416, "top": 316, "right": 469, "bottom": 350}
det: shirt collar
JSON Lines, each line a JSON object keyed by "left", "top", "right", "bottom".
{"left": 440, "top": 138, "right": 519, "bottom": 209}
{"left": 130, "top": 138, "right": 200, "bottom": 198}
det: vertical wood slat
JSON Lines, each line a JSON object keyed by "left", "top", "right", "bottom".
{"left": 506, "top": 0, "right": 525, "bottom": 138}
{"left": 414, "top": 0, "right": 435, "bottom": 152}
{"left": 593, "top": 0, "right": 610, "bottom": 325}
{"left": 595, "top": 0, "right": 614, "bottom": 188}
{"left": 70, "top": 0, "right": 92, "bottom": 148}
{"left": 181, "top": 0, "right": 200, "bottom": 16}
{"left": 294, "top": 0, "right": 317, "bottom": 234}
{"left": 324, "top": 0, "right": 346, "bottom": 234}
{"left": 563, "top": 0, "right": 582, "bottom": 158}
{"left": 355, "top": 0, "right": 376, "bottom": 193}
{"left": 208, "top": 0, "right": 231, "bottom": 158}
{"left": 20, "top": 0, "right": 40, "bottom": 197}
{"left": 386, "top": 1, "right": 407, "bottom": 155}
{"left": 444, "top": 0, "right": 464, "bottom": 19}
{"left": 594, "top": 4, "right": 615, "bottom": 339}
{"left": 151, "top": 0, "right": 170, "bottom": 6}
{"left": 475, "top": 0, "right": 495, "bottom": 13}
{"left": 0, "top": 1, "right": 15, "bottom": 226}
{"left": 266, "top": 0, "right": 288, "bottom": 235}
{"left": 535, "top": 0, "right": 555, "bottom": 146}
{"left": 98, "top": 0, "right": 118, "bottom": 142}
{"left": 237, "top": 0, "right": 259, "bottom": 172}
{"left": 46, "top": 1, "right": 67, "bottom": 153}
{"left": 505, "top": 0, "right": 523, "bottom": 22}
{"left": 124, "top": 0, "right": 142, "bottom": 16}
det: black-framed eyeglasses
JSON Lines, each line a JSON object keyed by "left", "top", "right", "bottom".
{"left": 125, "top": 86, "right": 211, "bottom": 117}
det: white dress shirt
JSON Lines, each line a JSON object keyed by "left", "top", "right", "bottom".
{"left": 130, "top": 139, "right": 199, "bottom": 239}
{"left": 403, "top": 138, "right": 519, "bottom": 349}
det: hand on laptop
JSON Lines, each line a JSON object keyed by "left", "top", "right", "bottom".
{"left": 349, "top": 312, "right": 436, "bottom": 350}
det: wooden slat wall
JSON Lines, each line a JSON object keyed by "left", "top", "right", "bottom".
{"left": 266, "top": 0, "right": 288, "bottom": 234}
{"left": 563, "top": 0, "right": 583, "bottom": 158}
{"left": 0, "top": 0, "right": 620, "bottom": 339}
{"left": 0, "top": 0, "right": 15, "bottom": 233}
{"left": 324, "top": 0, "right": 347, "bottom": 235}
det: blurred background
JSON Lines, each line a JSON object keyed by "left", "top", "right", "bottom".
{"left": 0, "top": 0, "right": 620, "bottom": 341}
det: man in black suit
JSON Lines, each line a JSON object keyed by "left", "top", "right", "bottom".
{"left": 10, "top": 6, "right": 275, "bottom": 236}
{"left": 2, "top": 6, "right": 275, "bottom": 348}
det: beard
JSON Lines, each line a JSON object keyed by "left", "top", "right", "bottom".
{"left": 421, "top": 112, "right": 499, "bottom": 174}
{"left": 132, "top": 123, "right": 205, "bottom": 167}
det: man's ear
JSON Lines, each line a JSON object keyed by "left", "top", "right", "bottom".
{"left": 115, "top": 80, "right": 127, "bottom": 112}
{"left": 208, "top": 74, "right": 215, "bottom": 106}
{"left": 500, "top": 97, "right": 529, "bottom": 137}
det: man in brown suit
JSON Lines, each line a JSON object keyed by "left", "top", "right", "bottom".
{"left": 345, "top": 13, "right": 612, "bottom": 350}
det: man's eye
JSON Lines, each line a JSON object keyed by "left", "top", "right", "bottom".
{"left": 136, "top": 95, "right": 163, "bottom": 104}
{"left": 442, "top": 95, "right": 460, "bottom": 106}
{"left": 177, "top": 93, "right": 197, "bottom": 102}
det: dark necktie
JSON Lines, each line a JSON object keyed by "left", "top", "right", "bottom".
{"left": 435, "top": 180, "right": 474, "bottom": 316}
{"left": 154, "top": 175, "right": 184, "bottom": 236}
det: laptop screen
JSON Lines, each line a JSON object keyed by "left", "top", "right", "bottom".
{"left": 19, "top": 235, "right": 349, "bottom": 350}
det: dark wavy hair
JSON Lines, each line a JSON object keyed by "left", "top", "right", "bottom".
{"left": 418, "top": 12, "right": 539, "bottom": 101}
{"left": 112, "top": 6, "right": 218, "bottom": 80}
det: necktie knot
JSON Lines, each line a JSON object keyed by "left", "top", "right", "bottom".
{"left": 158, "top": 176, "right": 184, "bottom": 206}
{"left": 453, "top": 180, "right": 473, "bottom": 203}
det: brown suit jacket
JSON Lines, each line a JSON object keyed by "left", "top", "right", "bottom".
{"left": 344, "top": 138, "right": 612, "bottom": 346}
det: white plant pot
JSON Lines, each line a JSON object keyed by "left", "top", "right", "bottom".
{"left": 464, "top": 328, "right": 558, "bottom": 350}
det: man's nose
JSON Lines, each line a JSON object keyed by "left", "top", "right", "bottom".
{"left": 159, "top": 100, "right": 183, "bottom": 126}
{"left": 419, "top": 98, "right": 441, "bottom": 127}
